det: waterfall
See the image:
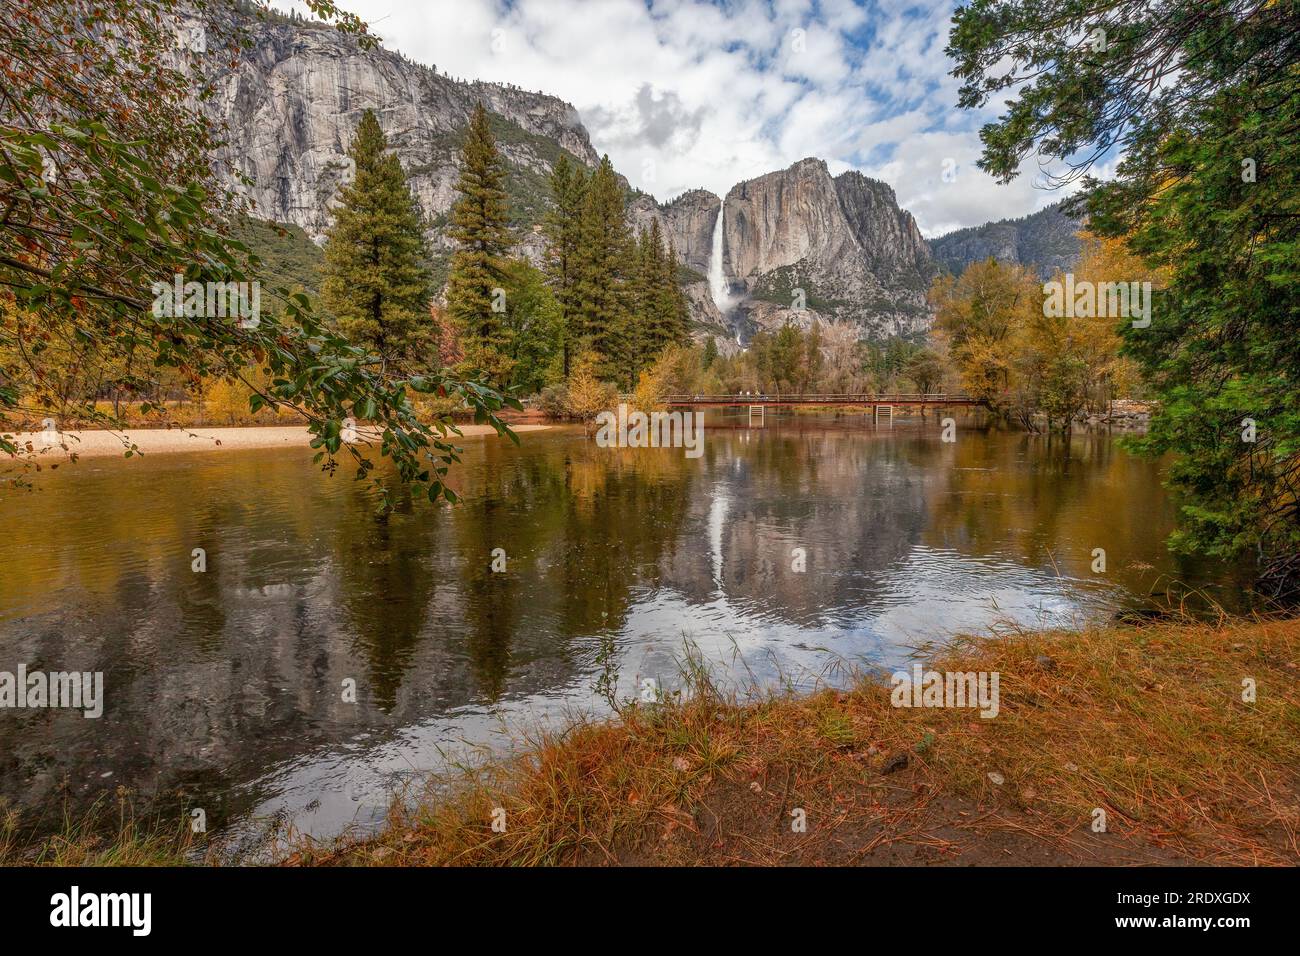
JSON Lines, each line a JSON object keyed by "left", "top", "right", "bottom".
{"left": 708, "top": 203, "right": 731, "bottom": 314}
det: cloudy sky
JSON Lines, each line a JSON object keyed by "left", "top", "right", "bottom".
{"left": 273, "top": 0, "right": 1080, "bottom": 236}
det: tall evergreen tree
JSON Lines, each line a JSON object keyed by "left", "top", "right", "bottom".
{"left": 574, "top": 155, "right": 633, "bottom": 384}
{"left": 665, "top": 236, "right": 690, "bottom": 342}
{"left": 626, "top": 224, "right": 656, "bottom": 382}
{"left": 644, "top": 222, "right": 687, "bottom": 355}
{"left": 498, "top": 259, "right": 562, "bottom": 395}
{"left": 321, "top": 109, "right": 433, "bottom": 374}
{"left": 446, "top": 102, "right": 515, "bottom": 386}
{"left": 702, "top": 335, "right": 719, "bottom": 370}
{"left": 542, "top": 154, "right": 588, "bottom": 377}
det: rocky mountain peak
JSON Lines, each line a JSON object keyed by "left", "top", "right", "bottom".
{"left": 832, "top": 171, "right": 932, "bottom": 285}
{"left": 676, "top": 158, "right": 935, "bottom": 341}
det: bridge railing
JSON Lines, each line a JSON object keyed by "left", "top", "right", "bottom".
{"left": 660, "top": 393, "right": 972, "bottom": 404}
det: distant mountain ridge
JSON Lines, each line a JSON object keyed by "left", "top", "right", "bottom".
{"left": 928, "top": 202, "right": 1084, "bottom": 279}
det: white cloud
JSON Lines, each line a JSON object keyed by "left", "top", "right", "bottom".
{"left": 270, "top": 0, "right": 1079, "bottom": 233}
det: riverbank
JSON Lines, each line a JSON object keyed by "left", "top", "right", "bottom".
{"left": 298, "top": 615, "right": 1297, "bottom": 866}
{"left": 8, "top": 615, "right": 1294, "bottom": 866}
{"left": 5, "top": 423, "right": 549, "bottom": 459}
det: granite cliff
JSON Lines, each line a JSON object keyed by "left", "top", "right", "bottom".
{"left": 206, "top": 5, "right": 598, "bottom": 270}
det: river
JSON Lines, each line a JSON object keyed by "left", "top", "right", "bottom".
{"left": 0, "top": 412, "right": 1241, "bottom": 850}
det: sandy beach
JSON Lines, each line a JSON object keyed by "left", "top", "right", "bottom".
{"left": 6, "top": 423, "right": 549, "bottom": 459}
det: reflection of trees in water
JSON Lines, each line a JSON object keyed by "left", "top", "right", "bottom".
{"left": 926, "top": 431, "right": 1121, "bottom": 573}
{"left": 919, "top": 429, "right": 1229, "bottom": 598}
{"left": 329, "top": 434, "right": 700, "bottom": 706}
{"left": 454, "top": 443, "right": 543, "bottom": 702}
{"left": 331, "top": 495, "right": 441, "bottom": 712}
{"left": 452, "top": 437, "right": 698, "bottom": 700}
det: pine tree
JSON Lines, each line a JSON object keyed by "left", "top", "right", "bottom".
{"left": 446, "top": 102, "right": 515, "bottom": 386}
{"left": 321, "top": 109, "right": 433, "bottom": 374}
{"left": 702, "top": 335, "right": 719, "bottom": 370}
{"left": 664, "top": 236, "right": 689, "bottom": 343}
{"left": 542, "top": 154, "right": 588, "bottom": 377}
{"left": 498, "top": 259, "right": 562, "bottom": 395}
{"left": 624, "top": 221, "right": 689, "bottom": 377}
{"left": 625, "top": 224, "right": 655, "bottom": 383}
{"left": 645, "top": 221, "right": 687, "bottom": 356}
{"left": 574, "top": 155, "right": 633, "bottom": 385}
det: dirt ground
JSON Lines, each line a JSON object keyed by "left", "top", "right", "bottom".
{"left": 5, "top": 422, "right": 549, "bottom": 459}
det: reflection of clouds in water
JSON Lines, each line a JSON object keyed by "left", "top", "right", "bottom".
{"left": 619, "top": 545, "right": 1121, "bottom": 691}
{"left": 226, "top": 681, "right": 611, "bottom": 855}
{"left": 860, "top": 546, "right": 1121, "bottom": 657}
{"left": 231, "top": 583, "right": 296, "bottom": 599}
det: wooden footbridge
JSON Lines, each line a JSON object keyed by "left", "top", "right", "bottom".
{"left": 661, "top": 393, "right": 979, "bottom": 425}
{"left": 661, "top": 393, "right": 978, "bottom": 408}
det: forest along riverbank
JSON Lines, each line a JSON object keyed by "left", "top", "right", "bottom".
{"left": 307, "top": 616, "right": 1300, "bottom": 867}
{"left": 5, "top": 424, "right": 549, "bottom": 459}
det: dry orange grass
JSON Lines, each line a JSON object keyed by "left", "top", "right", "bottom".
{"left": 304, "top": 616, "right": 1300, "bottom": 866}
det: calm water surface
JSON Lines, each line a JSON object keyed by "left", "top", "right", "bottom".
{"left": 0, "top": 413, "right": 1238, "bottom": 847}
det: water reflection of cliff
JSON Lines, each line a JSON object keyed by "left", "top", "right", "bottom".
{"left": 655, "top": 420, "right": 1232, "bottom": 625}
{"left": 657, "top": 425, "right": 943, "bottom": 625}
